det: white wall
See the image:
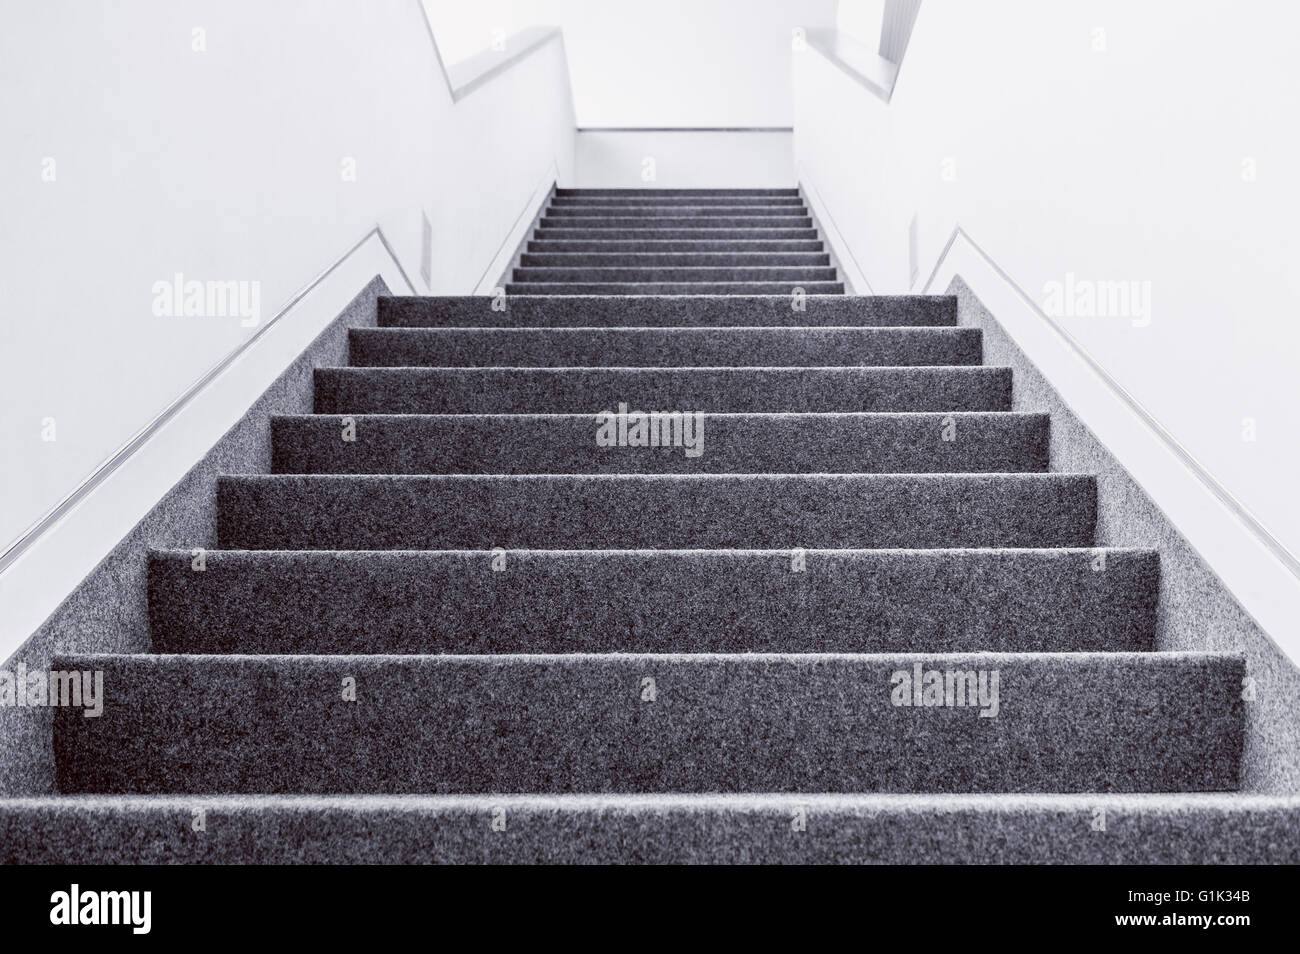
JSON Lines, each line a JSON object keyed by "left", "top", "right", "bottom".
{"left": 0, "top": 0, "right": 574, "bottom": 553}
{"left": 576, "top": 131, "right": 793, "bottom": 187}
{"left": 431, "top": 0, "right": 836, "bottom": 127}
{"left": 794, "top": 0, "right": 1300, "bottom": 557}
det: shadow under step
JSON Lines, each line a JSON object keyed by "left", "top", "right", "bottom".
{"left": 347, "top": 327, "right": 981, "bottom": 368}
{"left": 314, "top": 366, "right": 1010, "bottom": 414}
{"left": 147, "top": 547, "right": 1157, "bottom": 655}
{"left": 215, "top": 473, "right": 1096, "bottom": 550}
{"left": 270, "top": 412, "right": 1047, "bottom": 474}
{"left": 53, "top": 652, "right": 1243, "bottom": 795}
{"left": 378, "top": 295, "right": 956, "bottom": 327}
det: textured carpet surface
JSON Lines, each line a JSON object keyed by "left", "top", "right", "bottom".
{"left": 3, "top": 189, "right": 1289, "bottom": 864}
{"left": 147, "top": 548, "right": 1158, "bottom": 654}
{"left": 379, "top": 294, "right": 956, "bottom": 327}
{"left": 2, "top": 794, "right": 1296, "bottom": 864}
{"left": 314, "top": 366, "right": 1013, "bottom": 414}
{"left": 270, "top": 411, "right": 1048, "bottom": 474}
{"left": 54, "top": 652, "right": 1242, "bottom": 795}
{"left": 348, "top": 326, "right": 983, "bottom": 367}
{"left": 215, "top": 473, "right": 1098, "bottom": 550}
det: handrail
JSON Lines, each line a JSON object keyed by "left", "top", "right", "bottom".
{"left": 0, "top": 227, "right": 415, "bottom": 579}
{"left": 922, "top": 225, "right": 1300, "bottom": 584}
{"left": 415, "top": 2, "right": 562, "bottom": 103}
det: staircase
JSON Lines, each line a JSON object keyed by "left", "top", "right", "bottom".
{"left": 7, "top": 187, "right": 1288, "bottom": 864}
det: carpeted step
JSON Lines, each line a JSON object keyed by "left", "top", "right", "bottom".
{"left": 215, "top": 473, "right": 1096, "bottom": 550}
{"left": 544, "top": 206, "right": 809, "bottom": 219}
{"left": 534, "top": 227, "right": 821, "bottom": 240}
{"left": 520, "top": 252, "right": 830, "bottom": 266}
{"left": 551, "top": 191, "right": 800, "bottom": 200}
{"left": 270, "top": 411, "right": 1044, "bottom": 474}
{"left": 510, "top": 266, "right": 838, "bottom": 283}
{"left": 147, "top": 547, "right": 1156, "bottom": 655}
{"left": 52, "top": 651, "right": 1242, "bottom": 795}
{"left": 527, "top": 239, "right": 826, "bottom": 253}
{"left": 551, "top": 195, "right": 808, "bottom": 207}
{"left": 537, "top": 216, "right": 813, "bottom": 229}
{"left": 378, "top": 295, "right": 957, "bottom": 327}
{"left": 504, "top": 281, "right": 846, "bottom": 294}
{"left": 8, "top": 794, "right": 1293, "bottom": 864}
{"left": 347, "top": 327, "right": 981, "bottom": 368}
{"left": 314, "top": 366, "right": 1009, "bottom": 414}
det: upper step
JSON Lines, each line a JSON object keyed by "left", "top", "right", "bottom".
{"left": 148, "top": 547, "right": 1156, "bottom": 655}
{"left": 544, "top": 206, "right": 809, "bottom": 217}
{"left": 347, "top": 327, "right": 982, "bottom": 368}
{"left": 378, "top": 295, "right": 957, "bottom": 327}
{"left": 215, "top": 473, "right": 1096, "bottom": 550}
{"left": 551, "top": 195, "right": 808, "bottom": 207}
{"left": 314, "top": 366, "right": 1010, "bottom": 414}
{"left": 503, "top": 281, "right": 846, "bottom": 295}
{"left": 270, "top": 411, "right": 1046, "bottom": 475}
{"left": 536, "top": 216, "right": 812, "bottom": 228}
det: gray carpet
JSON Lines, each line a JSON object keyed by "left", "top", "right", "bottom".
{"left": 4, "top": 187, "right": 1287, "bottom": 863}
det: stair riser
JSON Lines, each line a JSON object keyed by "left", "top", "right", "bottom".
{"left": 550, "top": 196, "right": 808, "bottom": 207}
{"left": 520, "top": 252, "right": 831, "bottom": 266}
{"left": 528, "top": 240, "right": 826, "bottom": 253}
{"left": 148, "top": 548, "right": 1156, "bottom": 655}
{"left": 511, "top": 267, "right": 838, "bottom": 282}
{"left": 504, "top": 282, "right": 846, "bottom": 294}
{"left": 215, "top": 474, "right": 1096, "bottom": 550}
{"left": 556, "top": 188, "right": 800, "bottom": 196}
{"left": 535, "top": 228, "right": 820, "bottom": 240}
{"left": 53, "top": 654, "right": 1243, "bottom": 794}
{"left": 544, "top": 206, "right": 809, "bottom": 217}
{"left": 347, "top": 328, "right": 981, "bottom": 368}
{"left": 270, "top": 412, "right": 1044, "bottom": 474}
{"left": 377, "top": 295, "right": 958, "bottom": 328}
{"left": 538, "top": 217, "right": 813, "bottom": 228}
{"left": 314, "top": 367, "right": 1012, "bottom": 414}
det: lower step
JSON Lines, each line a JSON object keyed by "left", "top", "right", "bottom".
{"left": 147, "top": 548, "right": 1158, "bottom": 654}
{"left": 53, "top": 653, "right": 1243, "bottom": 794}
{"left": 5, "top": 794, "right": 1294, "bottom": 864}
{"left": 377, "top": 295, "right": 957, "bottom": 327}
{"left": 270, "top": 412, "right": 1047, "bottom": 474}
{"left": 314, "top": 367, "right": 1012, "bottom": 414}
{"left": 215, "top": 473, "right": 1097, "bottom": 549}
{"left": 503, "top": 281, "right": 846, "bottom": 294}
